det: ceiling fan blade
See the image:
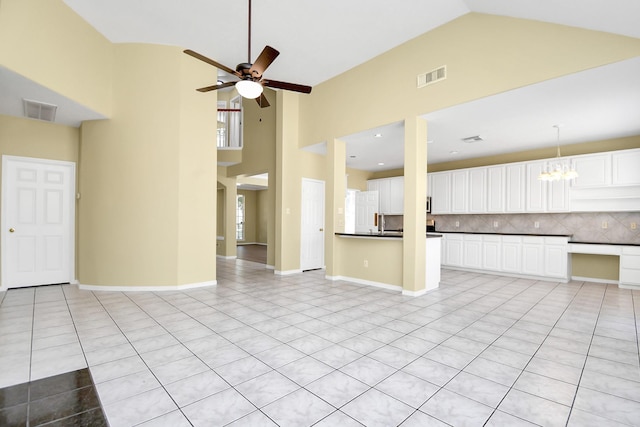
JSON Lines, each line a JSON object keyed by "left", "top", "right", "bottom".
{"left": 184, "top": 49, "right": 239, "bottom": 76}
{"left": 196, "top": 81, "right": 236, "bottom": 92}
{"left": 262, "top": 79, "right": 312, "bottom": 94}
{"left": 255, "top": 93, "right": 270, "bottom": 108}
{"left": 249, "top": 46, "right": 280, "bottom": 77}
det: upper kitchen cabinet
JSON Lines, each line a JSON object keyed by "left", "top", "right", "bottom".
{"left": 526, "top": 161, "right": 569, "bottom": 212}
{"left": 612, "top": 150, "right": 640, "bottom": 185}
{"left": 430, "top": 172, "right": 451, "bottom": 214}
{"left": 570, "top": 148, "right": 640, "bottom": 212}
{"left": 451, "top": 170, "right": 469, "bottom": 213}
{"left": 486, "top": 166, "right": 506, "bottom": 213}
{"left": 468, "top": 168, "right": 487, "bottom": 213}
{"left": 505, "top": 164, "right": 526, "bottom": 212}
{"left": 367, "top": 176, "right": 404, "bottom": 214}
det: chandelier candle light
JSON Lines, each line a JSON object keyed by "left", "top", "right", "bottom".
{"left": 538, "top": 125, "right": 579, "bottom": 182}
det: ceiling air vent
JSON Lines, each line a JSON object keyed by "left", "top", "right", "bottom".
{"left": 23, "top": 99, "right": 57, "bottom": 122}
{"left": 417, "top": 65, "right": 447, "bottom": 88}
{"left": 462, "top": 135, "right": 483, "bottom": 143}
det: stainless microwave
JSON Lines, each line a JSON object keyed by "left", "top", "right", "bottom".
{"left": 426, "top": 196, "right": 431, "bottom": 213}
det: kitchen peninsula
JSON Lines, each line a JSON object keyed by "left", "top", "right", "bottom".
{"left": 334, "top": 232, "right": 442, "bottom": 295}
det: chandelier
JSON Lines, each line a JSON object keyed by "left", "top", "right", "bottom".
{"left": 538, "top": 125, "right": 578, "bottom": 181}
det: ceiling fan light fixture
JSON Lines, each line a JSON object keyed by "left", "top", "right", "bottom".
{"left": 235, "top": 80, "right": 263, "bottom": 99}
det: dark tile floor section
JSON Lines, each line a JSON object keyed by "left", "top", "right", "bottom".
{"left": 0, "top": 368, "right": 107, "bottom": 427}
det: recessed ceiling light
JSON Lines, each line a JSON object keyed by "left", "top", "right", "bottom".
{"left": 374, "top": 133, "right": 382, "bottom": 138}
{"left": 427, "top": 140, "right": 434, "bottom": 144}
{"left": 450, "top": 150, "right": 459, "bottom": 155}
{"left": 378, "top": 162, "right": 385, "bottom": 166}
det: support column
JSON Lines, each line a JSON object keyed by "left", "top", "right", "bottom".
{"left": 274, "top": 91, "right": 302, "bottom": 274}
{"left": 326, "top": 138, "right": 346, "bottom": 277}
{"left": 216, "top": 170, "right": 238, "bottom": 258}
{"left": 402, "top": 116, "right": 427, "bottom": 295}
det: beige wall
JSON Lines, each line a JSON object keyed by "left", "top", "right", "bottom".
{"left": 0, "top": 0, "right": 113, "bottom": 116}
{"left": 79, "top": 44, "right": 217, "bottom": 287}
{"left": 256, "top": 189, "right": 268, "bottom": 244}
{"left": 346, "top": 167, "right": 371, "bottom": 191}
{"left": 572, "top": 254, "right": 620, "bottom": 281}
{"left": 0, "top": 115, "right": 80, "bottom": 282}
{"left": 335, "top": 238, "right": 403, "bottom": 287}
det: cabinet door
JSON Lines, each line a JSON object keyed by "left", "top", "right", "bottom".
{"left": 526, "top": 161, "right": 547, "bottom": 212}
{"left": 378, "top": 179, "right": 391, "bottom": 213}
{"left": 521, "top": 237, "right": 544, "bottom": 276}
{"left": 482, "top": 236, "right": 501, "bottom": 271}
{"left": 463, "top": 235, "right": 483, "bottom": 269}
{"left": 505, "top": 164, "right": 525, "bottom": 212}
{"left": 572, "top": 153, "right": 611, "bottom": 188}
{"left": 547, "top": 179, "right": 569, "bottom": 212}
{"left": 431, "top": 172, "right": 451, "bottom": 214}
{"left": 389, "top": 176, "right": 404, "bottom": 214}
{"left": 445, "top": 235, "right": 464, "bottom": 267}
{"left": 544, "top": 244, "right": 568, "bottom": 279}
{"left": 487, "top": 166, "right": 505, "bottom": 213}
{"left": 468, "top": 168, "right": 487, "bottom": 213}
{"left": 612, "top": 150, "right": 640, "bottom": 185}
{"left": 451, "top": 170, "right": 468, "bottom": 213}
{"left": 426, "top": 174, "right": 432, "bottom": 198}
{"left": 502, "top": 236, "right": 522, "bottom": 273}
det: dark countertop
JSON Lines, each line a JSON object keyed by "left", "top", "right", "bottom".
{"left": 335, "top": 232, "right": 442, "bottom": 239}
{"left": 436, "top": 231, "right": 573, "bottom": 237}
{"left": 569, "top": 241, "right": 640, "bottom": 247}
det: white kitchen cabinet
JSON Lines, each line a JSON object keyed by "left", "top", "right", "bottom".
{"left": 469, "top": 168, "right": 487, "bottom": 213}
{"left": 441, "top": 233, "right": 569, "bottom": 282}
{"left": 426, "top": 174, "right": 432, "bottom": 198}
{"left": 431, "top": 172, "right": 451, "bottom": 214}
{"left": 547, "top": 178, "right": 569, "bottom": 212}
{"left": 521, "top": 236, "right": 545, "bottom": 277}
{"left": 482, "top": 235, "right": 501, "bottom": 271}
{"left": 505, "top": 164, "right": 526, "bottom": 212}
{"left": 367, "top": 176, "right": 404, "bottom": 214}
{"left": 463, "top": 235, "right": 483, "bottom": 269}
{"left": 526, "top": 161, "right": 547, "bottom": 212}
{"left": 445, "top": 234, "right": 464, "bottom": 267}
{"left": 377, "top": 178, "right": 391, "bottom": 213}
{"left": 544, "top": 237, "right": 570, "bottom": 279}
{"left": 487, "top": 166, "right": 505, "bottom": 213}
{"left": 451, "top": 170, "right": 469, "bottom": 213}
{"left": 612, "top": 150, "right": 640, "bottom": 185}
{"left": 501, "top": 236, "right": 522, "bottom": 274}
{"left": 389, "top": 176, "right": 404, "bottom": 214}
{"left": 620, "top": 246, "right": 640, "bottom": 289}
{"left": 571, "top": 153, "right": 611, "bottom": 188}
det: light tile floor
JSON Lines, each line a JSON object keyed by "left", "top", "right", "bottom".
{"left": 1, "top": 259, "right": 639, "bottom": 426}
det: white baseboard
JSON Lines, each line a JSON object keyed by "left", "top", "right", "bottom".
{"left": 402, "top": 288, "right": 427, "bottom": 297}
{"left": 326, "top": 275, "right": 402, "bottom": 292}
{"left": 216, "top": 255, "right": 237, "bottom": 260}
{"left": 275, "top": 269, "right": 303, "bottom": 276}
{"left": 78, "top": 280, "right": 217, "bottom": 292}
{"left": 266, "top": 264, "right": 275, "bottom": 270}
{"left": 237, "top": 242, "right": 267, "bottom": 246}
{"left": 571, "top": 276, "right": 618, "bottom": 284}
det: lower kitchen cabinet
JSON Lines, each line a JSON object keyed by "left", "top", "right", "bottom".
{"left": 620, "top": 246, "right": 640, "bottom": 289}
{"left": 441, "top": 233, "right": 569, "bottom": 282}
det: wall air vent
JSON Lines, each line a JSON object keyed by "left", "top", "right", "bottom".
{"left": 417, "top": 65, "right": 447, "bottom": 88}
{"left": 462, "top": 135, "right": 483, "bottom": 143}
{"left": 23, "top": 99, "right": 57, "bottom": 122}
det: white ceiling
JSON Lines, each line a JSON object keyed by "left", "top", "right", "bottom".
{"left": 2, "top": 1, "right": 639, "bottom": 169}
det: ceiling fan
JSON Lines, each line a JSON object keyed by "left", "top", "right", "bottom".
{"left": 184, "top": 0, "right": 312, "bottom": 108}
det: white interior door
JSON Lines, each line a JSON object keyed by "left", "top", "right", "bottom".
{"left": 301, "top": 178, "right": 324, "bottom": 271}
{"left": 2, "top": 156, "right": 75, "bottom": 290}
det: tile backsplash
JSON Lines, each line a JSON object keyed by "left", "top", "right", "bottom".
{"left": 429, "top": 212, "right": 640, "bottom": 244}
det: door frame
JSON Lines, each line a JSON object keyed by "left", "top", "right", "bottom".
{"left": 1, "top": 155, "right": 76, "bottom": 291}
{"left": 300, "top": 178, "right": 325, "bottom": 271}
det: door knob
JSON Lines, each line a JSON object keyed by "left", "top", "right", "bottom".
{"left": 9, "top": 228, "right": 14, "bottom": 233}
{"left": 319, "top": 228, "right": 324, "bottom": 232}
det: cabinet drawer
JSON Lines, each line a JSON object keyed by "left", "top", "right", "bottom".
{"left": 622, "top": 246, "right": 640, "bottom": 256}
{"left": 621, "top": 255, "right": 640, "bottom": 270}
{"left": 620, "top": 268, "right": 640, "bottom": 284}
